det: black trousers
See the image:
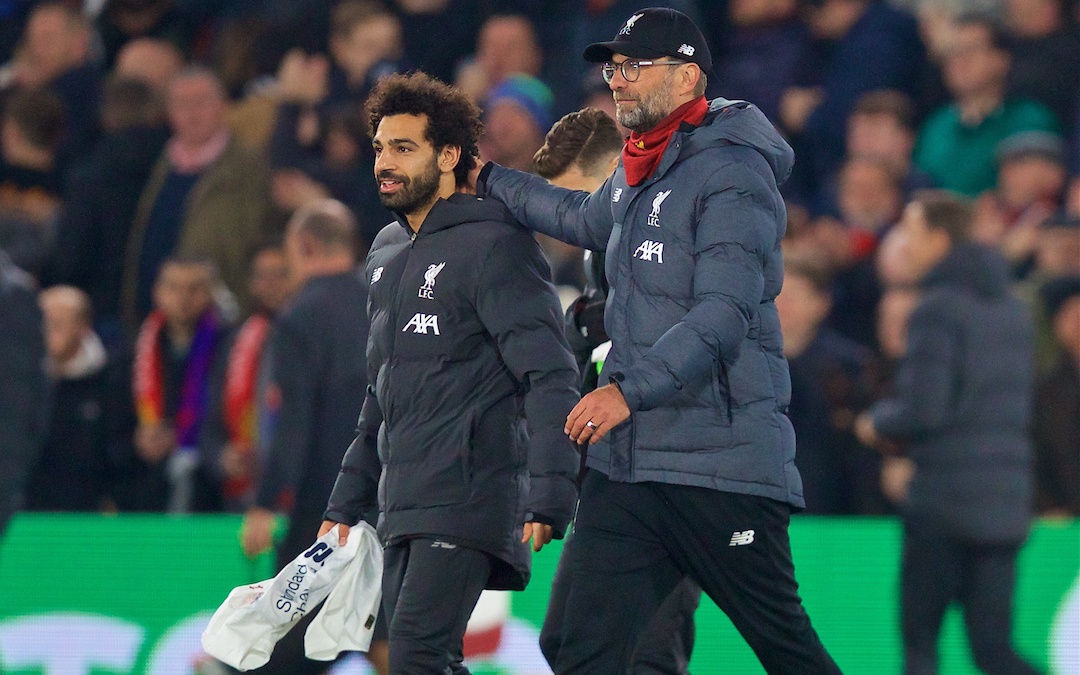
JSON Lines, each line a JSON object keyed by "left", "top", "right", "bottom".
{"left": 548, "top": 470, "right": 842, "bottom": 674}
{"left": 900, "top": 518, "right": 1041, "bottom": 675}
{"left": 541, "top": 524, "right": 702, "bottom": 674}
{"left": 383, "top": 537, "right": 492, "bottom": 675}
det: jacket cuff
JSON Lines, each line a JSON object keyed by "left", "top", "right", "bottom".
{"left": 476, "top": 161, "right": 495, "bottom": 198}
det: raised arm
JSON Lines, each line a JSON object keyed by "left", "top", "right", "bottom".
{"left": 478, "top": 162, "right": 615, "bottom": 252}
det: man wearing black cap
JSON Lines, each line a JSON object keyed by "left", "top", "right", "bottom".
{"left": 475, "top": 7, "right": 842, "bottom": 673}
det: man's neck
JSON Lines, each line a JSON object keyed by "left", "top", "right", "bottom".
{"left": 298, "top": 253, "right": 355, "bottom": 281}
{"left": 405, "top": 178, "right": 458, "bottom": 232}
{"left": 166, "top": 323, "right": 197, "bottom": 353}
{"left": 957, "top": 88, "right": 1004, "bottom": 125}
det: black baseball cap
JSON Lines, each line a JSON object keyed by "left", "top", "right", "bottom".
{"left": 583, "top": 7, "right": 713, "bottom": 74}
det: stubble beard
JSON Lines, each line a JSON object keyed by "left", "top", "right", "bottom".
{"left": 616, "top": 74, "right": 677, "bottom": 133}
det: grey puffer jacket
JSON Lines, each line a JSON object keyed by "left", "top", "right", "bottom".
{"left": 870, "top": 243, "right": 1035, "bottom": 543}
{"left": 481, "top": 98, "right": 804, "bottom": 508}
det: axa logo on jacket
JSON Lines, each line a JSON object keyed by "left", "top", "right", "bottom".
{"left": 403, "top": 313, "right": 440, "bottom": 334}
{"left": 635, "top": 240, "right": 664, "bottom": 263}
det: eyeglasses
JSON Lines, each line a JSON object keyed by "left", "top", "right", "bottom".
{"left": 601, "top": 59, "right": 685, "bottom": 83}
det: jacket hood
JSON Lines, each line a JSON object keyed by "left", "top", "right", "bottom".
{"left": 687, "top": 98, "right": 795, "bottom": 186}
{"left": 398, "top": 192, "right": 517, "bottom": 236}
{"left": 923, "top": 242, "right": 1012, "bottom": 298}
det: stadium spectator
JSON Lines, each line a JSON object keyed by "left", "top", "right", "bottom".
{"left": 533, "top": 106, "right": 703, "bottom": 674}
{"left": 1003, "top": 0, "right": 1080, "bottom": 131}
{"left": 780, "top": 0, "right": 927, "bottom": 205}
{"left": 125, "top": 254, "right": 230, "bottom": 513}
{"left": 240, "top": 201, "right": 388, "bottom": 674}
{"left": 819, "top": 89, "right": 935, "bottom": 214}
{"left": 1032, "top": 275, "right": 1080, "bottom": 517}
{"left": 913, "top": 13, "right": 1061, "bottom": 196}
{"left": 197, "top": 239, "right": 290, "bottom": 514}
{"left": 95, "top": 0, "right": 197, "bottom": 68}
{"left": 0, "top": 87, "right": 65, "bottom": 278}
{"left": 778, "top": 249, "right": 881, "bottom": 514}
{"left": 810, "top": 155, "right": 905, "bottom": 352}
{"left": 0, "top": 248, "right": 45, "bottom": 536}
{"left": 856, "top": 190, "right": 1041, "bottom": 675}
{"left": 391, "top": 0, "right": 482, "bottom": 85}
{"left": 537, "top": 0, "right": 701, "bottom": 118}
{"left": 43, "top": 76, "right": 168, "bottom": 349}
{"left": 456, "top": 13, "right": 544, "bottom": 104}
{"left": 3, "top": 2, "right": 101, "bottom": 165}
{"left": 120, "top": 66, "right": 271, "bottom": 328}
{"left": 972, "top": 130, "right": 1068, "bottom": 273}
{"left": 711, "top": 0, "right": 810, "bottom": 126}
{"left": 1032, "top": 274, "right": 1075, "bottom": 516}
{"left": 477, "top": 8, "right": 842, "bottom": 672}
{"left": 479, "top": 74, "right": 554, "bottom": 173}
{"left": 24, "top": 285, "right": 133, "bottom": 512}
{"left": 112, "top": 37, "right": 186, "bottom": 93}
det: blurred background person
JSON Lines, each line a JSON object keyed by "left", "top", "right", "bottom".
{"left": 913, "top": 13, "right": 1061, "bottom": 197}
{"left": 125, "top": 254, "right": 230, "bottom": 513}
{"left": 1003, "top": 0, "right": 1080, "bottom": 130}
{"left": 712, "top": 0, "right": 809, "bottom": 127}
{"left": 0, "top": 247, "right": 45, "bottom": 537}
{"left": 971, "top": 130, "right": 1068, "bottom": 275}
{"left": 456, "top": 13, "right": 544, "bottom": 105}
{"left": 43, "top": 76, "right": 169, "bottom": 350}
{"left": 120, "top": 66, "right": 271, "bottom": 329}
{"left": 1032, "top": 275, "right": 1080, "bottom": 519}
{"left": 777, "top": 248, "right": 881, "bottom": 514}
{"left": 0, "top": 86, "right": 66, "bottom": 279}
{"left": 856, "top": 190, "right": 1040, "bottom": 675}
{"left": 198, "top": 239, "right": 291, "bottom": 514}
{"left": 24, "top": 285, "right": 133, "bottom": 512}
{"left": 780, "top": 0, "right": 926, "bottom": 205}
{"left": 112, "top": 36, "right": 186, "bottom": 93}
{"left": 2, "top": 1, "right": 101, "bottom": 165}
{"left": 240, "top": 200, "right": 387, "bottom": 675}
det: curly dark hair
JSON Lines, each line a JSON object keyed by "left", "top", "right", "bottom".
{"left": 365, "top": 71, "right": 482, "bottom": 187}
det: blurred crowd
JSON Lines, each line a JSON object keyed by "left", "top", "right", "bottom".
{"left": 0, "top": 0, "right": 1077, "bottom": 527}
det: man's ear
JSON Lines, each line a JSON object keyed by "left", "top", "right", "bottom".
{"left": 439, "top": 145, "right": 462, "bottom": 175}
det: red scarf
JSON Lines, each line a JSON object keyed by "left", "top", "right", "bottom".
{"left": 622, "top": 96, "right": 708, "bottom": 187}
{"left": 133, "top": 309, "right": 218, "bottom": 446}
{"left": 221, "top": 313, "right": 272, "bottom": 500}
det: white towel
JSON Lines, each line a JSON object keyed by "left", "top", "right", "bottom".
{"left": 305, "top": 522, "right": 383, "bottom": 660}
{"left": 201, "top": 523, "right": 363, "bottom": 670}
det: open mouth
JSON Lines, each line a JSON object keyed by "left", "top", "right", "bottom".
{"left": 379, "top": 178, "right": 404, "bottom": 194}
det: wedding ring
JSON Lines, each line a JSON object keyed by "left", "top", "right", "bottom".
{"left": 586, "top": 421, "right": 597, "bottom": 429}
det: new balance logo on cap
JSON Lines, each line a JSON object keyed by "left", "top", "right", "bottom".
{"left": 729, "top": 529, "right": 755, "bottom": 546}
{"left": 677, "top": 44, "right": 695, "bottom": 57}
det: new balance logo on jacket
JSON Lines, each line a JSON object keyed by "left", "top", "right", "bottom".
{"left": 728, "top": 530, "right": 755, "bottom": 546}
{"left": 403, "top": 313, "right": 440, "bottom": 335}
